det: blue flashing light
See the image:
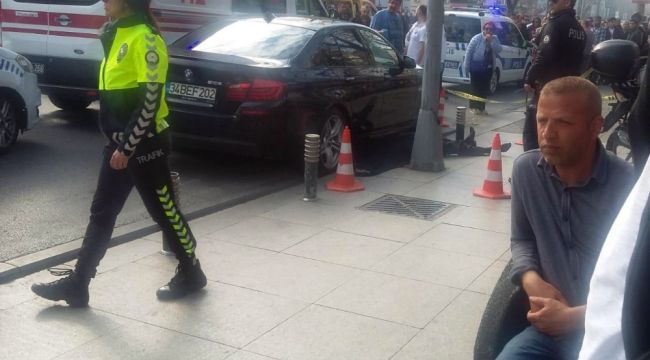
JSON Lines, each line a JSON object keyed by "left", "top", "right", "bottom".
{"left": 186, "top": 40, "right": 200, "bottom": 51}
{"left": 487, "top": 5, "right": 505, "bottom": 15}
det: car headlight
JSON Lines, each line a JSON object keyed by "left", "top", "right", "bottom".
{"left": 15, "top": 55, "right": 34, "bottom": 73}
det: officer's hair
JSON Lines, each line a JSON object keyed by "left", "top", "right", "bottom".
{"left": 570, "top": 0, "right": 577, "bottom": 7}
{"left": 540, "top": 77, "right": 602, "bottom": 119}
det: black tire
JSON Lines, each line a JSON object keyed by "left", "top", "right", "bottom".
{"left": 318, "top": 108, "right": 346, "bottom": 174}
{"left": 474, "top": 260, "right": 530, "bottom": 360}
{"left": 0, "top": 95, "right": 20, "bottom": 154}
{"left": 488, "top": 69, "right": 500, "bottom": 96}
{"left": 49, "top": 92, "right": 92, "bottom": 112}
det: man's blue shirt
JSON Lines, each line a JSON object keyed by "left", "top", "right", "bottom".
{"left": 370, "top": 9, "right": 405, "bottom": 53}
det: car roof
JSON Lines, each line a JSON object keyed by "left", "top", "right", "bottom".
{"left": 445, "top": 10, "right": 513, "bottom": 24}
{"left": 231, "top": 16, "right": 366, "bottom": 31}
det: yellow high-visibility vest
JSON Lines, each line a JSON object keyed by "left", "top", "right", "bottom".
{"left": 99, "top": 23, "right": 169, "bottom": 133}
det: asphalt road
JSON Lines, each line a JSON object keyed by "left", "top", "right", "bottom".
{"left": 0, "top": 96, "right": 300, "bottom": 262}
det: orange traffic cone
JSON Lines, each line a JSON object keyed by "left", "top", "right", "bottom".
{"left": 326, "top": 126, "right": 364, "bottom": 192}
{"left": 438, "top": 87, "right": 450, "bottom": 128}
{"left": 473, "top": 133, "right": 511, "bottom": 199}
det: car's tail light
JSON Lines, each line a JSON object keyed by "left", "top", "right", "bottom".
{"left": 226, "top": 79, "right": 286, "bottom": 102}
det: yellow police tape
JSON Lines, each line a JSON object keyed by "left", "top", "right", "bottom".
{"left": 450, "top": 56, "right": 648, "bottom": 104}
{"left": 446, "top": 89, "right": 525, "bottom": 104}
{"left": 447, "top": 88, "right": 617, "bottom": 104}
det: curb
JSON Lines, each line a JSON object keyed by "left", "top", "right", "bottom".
{"left": 0, "top": 177, "right": 300, "bottom": 284}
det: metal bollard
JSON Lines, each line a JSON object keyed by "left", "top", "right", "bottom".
{"left": 456, "top": 106, "right": 467, "bottom": 143}
{"left": 161, "top": 171, "right": 181, "bottom": 256}
{"left": 303, "top": 134, "right": 320, "bottom": 202}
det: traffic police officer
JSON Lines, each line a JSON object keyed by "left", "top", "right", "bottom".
{"left": 523, "top": 0, "right": 586, "bottom": 151}
{"left": 31, "top": 0, "right": 206, "bottom": 307}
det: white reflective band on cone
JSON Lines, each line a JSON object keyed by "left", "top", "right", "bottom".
{"left": 489, "top": 150, "right": 502, "bottom": 161}
{"left": 337, "top": 164, "right": 354, "bottom": 175}
{"left": 485, "top": 170, "right": 503, "bottom": 182}
{"left": 341, "top": 143, "right": 352, "bottom": 153}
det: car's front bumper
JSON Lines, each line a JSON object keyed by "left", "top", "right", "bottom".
{"left": 20, "top": 72, "right": 41, "bottom": 130}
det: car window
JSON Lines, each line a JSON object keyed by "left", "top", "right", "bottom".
{"left": 331, "top": 29, "right": 372, "bottom": 66}
{"left": 189, "top": 20, "right": 314, "bottom": 60}
{"left": 493, "top": 21, "right": 512, "bottom": 46}
{"left": 506, "top": 22, "right": 525, "bottom": 48}
{"left": 233, "top": 0, "right": 288, "bottom": 14}
{"left": 359, "top": 29, "right": 399, "bottom": 67}
{"left": 445, "top": 15, "right": 480, "bottom": 43}
{"left": 296, "top": 0, "right": 327, "bottom": 17}
{"left": 21, "top": 0, "right": 101, "bottom": 4}
{"left": 310, "top": 35, "right": 345, "bottom": 67}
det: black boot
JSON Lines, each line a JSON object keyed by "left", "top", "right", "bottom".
{"left": 156, "top": 259, "right": 207, "bottom": 300}
{"left": 31, "top": 268, "right": 90, "bottom": 308}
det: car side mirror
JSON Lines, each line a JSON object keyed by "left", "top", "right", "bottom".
{"left": 402, "top": 56, "right": 417, "bottom": 69}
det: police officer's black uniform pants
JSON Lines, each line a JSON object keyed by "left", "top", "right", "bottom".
{"left": 523, "top": 92, "right": 539, "bottom": 151}
{"left": 470, "top": 70, "right": 491, "bottom": 112}
{"left": 75, "top": 130, "right": 196, "bottom": 279}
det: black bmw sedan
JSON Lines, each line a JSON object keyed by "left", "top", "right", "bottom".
{"left": 167, "top": 16, "right": 421, "bottom": 172}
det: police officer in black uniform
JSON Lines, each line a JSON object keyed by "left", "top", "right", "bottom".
{"left": 523, "top": 0, "right": 586, "bottom": 151}
{"left": 31, "top": 0, "right": 206, "bottom": 307}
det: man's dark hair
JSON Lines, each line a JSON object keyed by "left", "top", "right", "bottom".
{"left": 570, "top": 0, "right": 577, "bottom": 7}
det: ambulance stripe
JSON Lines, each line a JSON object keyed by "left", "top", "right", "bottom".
{"left": 1, "top": 27, "right": 48, "bottom": 35}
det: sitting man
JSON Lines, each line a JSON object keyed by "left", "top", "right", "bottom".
{"left": 496, "top": 76, "right": 634, "bottom": 359}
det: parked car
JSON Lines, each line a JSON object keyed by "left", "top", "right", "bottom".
{"left": 0, "top": 0, "right": 328, "bottom": 112}
{"left": 443, "top": 9, "right": 532, "bottom": 95}
{"left": 167, "top": 16, "right": 420, "bottom": 172}
{"left": 0, "top": 47, "right": 41, "bottom": 154}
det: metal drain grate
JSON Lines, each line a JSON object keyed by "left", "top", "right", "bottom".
{"left": 360, "top": 195, "right": 454, "bottom": 221}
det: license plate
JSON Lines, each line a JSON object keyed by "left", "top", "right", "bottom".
{"left": 167, "top": 82, "right": 216, "bottom": 103}
{"left": 33, "top": 63, "right": 45, "bottom": 75}
{"left": 444, "top": 60, "right": 459, "bottom": 69}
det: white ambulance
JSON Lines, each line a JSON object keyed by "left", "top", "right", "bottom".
{"left": 0, "top": 0, "right": 328, "bottom": 111}
{"left": 443, "top": 9, "right": 532, "bottom": 95}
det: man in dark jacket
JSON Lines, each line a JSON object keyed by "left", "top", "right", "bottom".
{"left": 607, "top": 17, "right": 626, "bottom": 39}
{"left": 627, "top": 14, "right": 648, "bottom": 55}
{"left": 522, "top": 0, "right": 585, "bottom": 151}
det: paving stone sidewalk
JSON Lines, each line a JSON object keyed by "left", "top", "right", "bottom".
{"left": 0, "top": 129, "right": 523, "bottom": 360}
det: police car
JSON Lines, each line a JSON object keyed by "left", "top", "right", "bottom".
{"left": 443, "top": 8, "right": 532, "bottom": 94}
{"left": 0, "top": 47, "right": 41, "bottom": 154}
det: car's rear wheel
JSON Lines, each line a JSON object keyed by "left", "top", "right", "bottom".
{"left": 489, "top": 69, "right": 500, "bottom": 96}
{"left": 319, "top": 109, "right": 346, "bottom": 174}
{"left": 49, "top": 92, "right": 92, "bottom": 112}
{"left": 0, "top": 96, "right": 19, "bottom": 154}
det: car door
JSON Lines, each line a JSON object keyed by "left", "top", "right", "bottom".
{"left": 504, "top": 21, "right": 530, "bottom": 83}
{"left": 330, "top": 28, "right": 384, "bottom": 134}
{"left": 0, "top": 0, "right": 49, "bottom": 64}
{"left": 493, "top": 21, "right": 528, "bottom": 83}
{"left": 359, "top": 28, "right": 419, "bottom": 132}
{"left": 46, "top": 0, "right": 106, "bottom": 88}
